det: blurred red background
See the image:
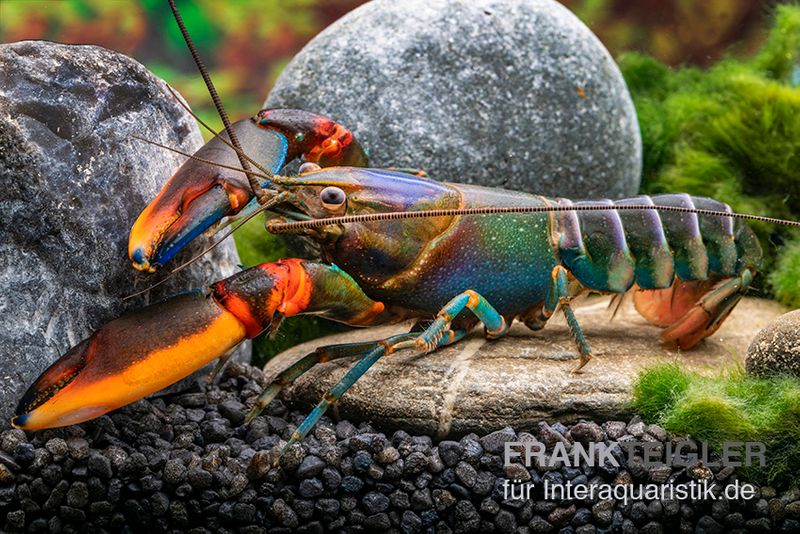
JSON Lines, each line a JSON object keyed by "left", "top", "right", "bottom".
{"left": 0, "top": 0, "right": 785, "bottom": 132}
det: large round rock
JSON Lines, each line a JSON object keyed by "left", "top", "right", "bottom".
{"left": 0, "top": 41, "right": 244, "bottom": 422}
{"left": 746, "top": 309, "right": 800, "bottom": 378}
{"left": 266, "top": 0, "right": 641, "bottom": 199}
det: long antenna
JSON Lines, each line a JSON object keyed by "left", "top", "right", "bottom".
{"left": 167, "top": 0, "right": 267, "bottom": 203}
{"left": 131, "top": 134, "right": 274, "bottom": 182}
{"left": 164, "top": 84, "right": 274, "bottom": 179}
{"left": 267, "top": 204, "right": 800, "bottom": 233}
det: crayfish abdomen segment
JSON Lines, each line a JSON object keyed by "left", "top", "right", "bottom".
{"left": 548, "top": 193, "right": 761, "bottom": 349}
{"left": 552, "top": 193, "right": 761, "bottom": 293}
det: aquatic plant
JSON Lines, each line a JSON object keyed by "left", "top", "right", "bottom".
{"left": 633, "top": 363, "right": 800, "bottom": 487}
{"left": 619, "top": 5, "right": 800, "bottom": 305}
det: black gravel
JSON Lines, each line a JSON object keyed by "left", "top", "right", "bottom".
{"left": 1, "top": 361, "right": 799, "bottom": 532}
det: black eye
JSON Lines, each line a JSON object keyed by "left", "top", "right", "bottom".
{"left": 320, "top": 186, "right": 346, "bottom": 210}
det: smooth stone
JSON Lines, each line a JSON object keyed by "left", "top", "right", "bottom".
{"left": 0, "top": 41, "right": 245, "bottom": 422}
{"left": 266, "top": 0, "right": 641, "bottom": 199}
{"left": 745, "top": 309, "right": 800, "bottom": 378}
{"left": 265, "top": 298, "right": 786, "bottom": 437}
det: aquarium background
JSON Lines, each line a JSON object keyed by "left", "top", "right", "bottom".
{"left": 0, "top": 0, "right": 783, "bottom": 136}
{"left": 2, "top": 0, "right": 798, "bottom": 362}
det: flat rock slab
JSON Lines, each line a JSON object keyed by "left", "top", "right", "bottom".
{"left": 265, "top": 298, "right": 786, "bottom": 437}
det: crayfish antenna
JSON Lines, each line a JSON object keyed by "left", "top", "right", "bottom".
{"left": 163, "top": 84, "right": 274, "bottom": 178}
{"left": 166, "top": 0, "right": 266, "bottom": 203}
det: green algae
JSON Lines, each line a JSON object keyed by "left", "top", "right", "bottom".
{"left": 633, "top": 363, "right": 800, "bottom": 487}
{"left": 620, "top": 5, "right": 800, "bottom": 305}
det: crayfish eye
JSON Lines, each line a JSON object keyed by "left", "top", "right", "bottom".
{"left": 299, "top": 162, "right": 322, "bottom": 174}
{"left": 319, "top": 186, "right": 346, "bottom": 210}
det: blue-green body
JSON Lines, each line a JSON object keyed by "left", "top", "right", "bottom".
{"left": 282, "top": 168, "right": 762, "bottom": 324}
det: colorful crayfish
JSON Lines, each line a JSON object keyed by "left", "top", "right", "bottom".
{"left": 11, "top": 3, "right": 796, "bottom": 458}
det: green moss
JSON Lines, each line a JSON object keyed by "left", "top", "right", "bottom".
{"left": 769, "top": 231, "right": 800, "bottom": 308}
{"left": 632, "top": 364, "right": 800, "bottom": 487}
{"left": 661, "top": 387, "right": 754, "bottom": 443}
{"left": 619, "top": 5, "right": 800, "bottom": 303}
{"left": 232, "top": 215, "right": 347, "bottom": 367}
{"left": 631, "top": 363, "right": 691, "bottom": 420}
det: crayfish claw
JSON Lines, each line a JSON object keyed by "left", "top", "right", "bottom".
{"left": 14, "top": 292, "right": 248, "bottom": 430}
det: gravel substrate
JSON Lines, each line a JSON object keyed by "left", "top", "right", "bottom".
{"left": 1, "top": 362, "right": 799, "bottom": 533}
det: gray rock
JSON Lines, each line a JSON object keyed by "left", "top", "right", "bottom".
{"left": 266, "top": 297, "right": 785, "bottom": 436}
{"left": 266, "top": 0, "right": 641, "bottom": 199}
{"left": 0, "top": 41, "right": 245, "bottom": 422}
{"left": 745, "top": 309, "right": 800, "bottom": 378}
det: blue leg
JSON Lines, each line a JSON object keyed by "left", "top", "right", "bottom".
{"left": 416, "top": 290, "right": 509, "bottom": 352}
{"left": 246, "top": 335, "right": 420, "bottom": 423}
{"left": 279, "top": 329, "right": 467, "bottom": 457}
{"left": 540, "top": 266, "right": 592, "bottom": 373}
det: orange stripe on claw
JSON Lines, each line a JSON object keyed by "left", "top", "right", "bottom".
{"left": 278, "top": 258, "right": 312, "bottom": 317}
{"left": 18, "top": 311, "right": 246, "bottom": 430}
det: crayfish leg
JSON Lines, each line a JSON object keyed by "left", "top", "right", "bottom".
{"left": 632, "top": 279, "right": 716, "bottom": 328}
{"left": 272, "top": 288, "right": 515, "bottom": 460}
{"left": 206, "top": 350, "right": 234, "bottom": 385}
{"left": 245, "top": 338, "right": 415, "bottom": 424}
{"left": 634, "top": 269, "right": 754, "bottom": 349}
{"left": 531, "top": 266, "right": 593, "bottom": 373}
{"left": 276, "top": 328, "right": 470, "bottom": 462}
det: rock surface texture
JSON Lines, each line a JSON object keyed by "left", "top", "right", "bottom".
{"left": 266, "top": 0, "right": 642, "bottom": 199}
{"left": 0, "top": 41, "right": 243, "bottom": 422}
{"left": 267, "top": 298, "right": 786, "bottom": 436}
{"left": 746, "top": 309, "right": 800, "bottom": 378}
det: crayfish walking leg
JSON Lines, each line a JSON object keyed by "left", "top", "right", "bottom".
{"left": 274, "top": 288, "right": 513, "bottom": 454}
{"left": 546, "top": 266, "right": 593, "bottom": 373}
{"left": 244, "top": 337, "right": 418, "bottom": 423}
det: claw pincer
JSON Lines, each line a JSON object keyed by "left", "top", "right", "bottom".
{"left": 12, "top": 292, "right": 246, "bottom": 430}
{"left": 129, "top": 110, "right": 368, "bottom": 272}
{"left": 13, "top": 259, "right": 387, "bottom": 430}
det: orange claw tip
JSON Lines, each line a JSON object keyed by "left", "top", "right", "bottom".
{"left": 128, "top": 118, "right": 289, "bottom": 271}
{"left": 14, "top": 292, "right": 247, "bottom": 431}
{"left": 130, "top": 247, "right": 153, "bottom": 272}
{"left": 12, "top": 406, "right": 110, "bottom": 431}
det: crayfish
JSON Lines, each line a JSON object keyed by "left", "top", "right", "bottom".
{"left": 12, "top": 2, "right": 799, "bottom": 460}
